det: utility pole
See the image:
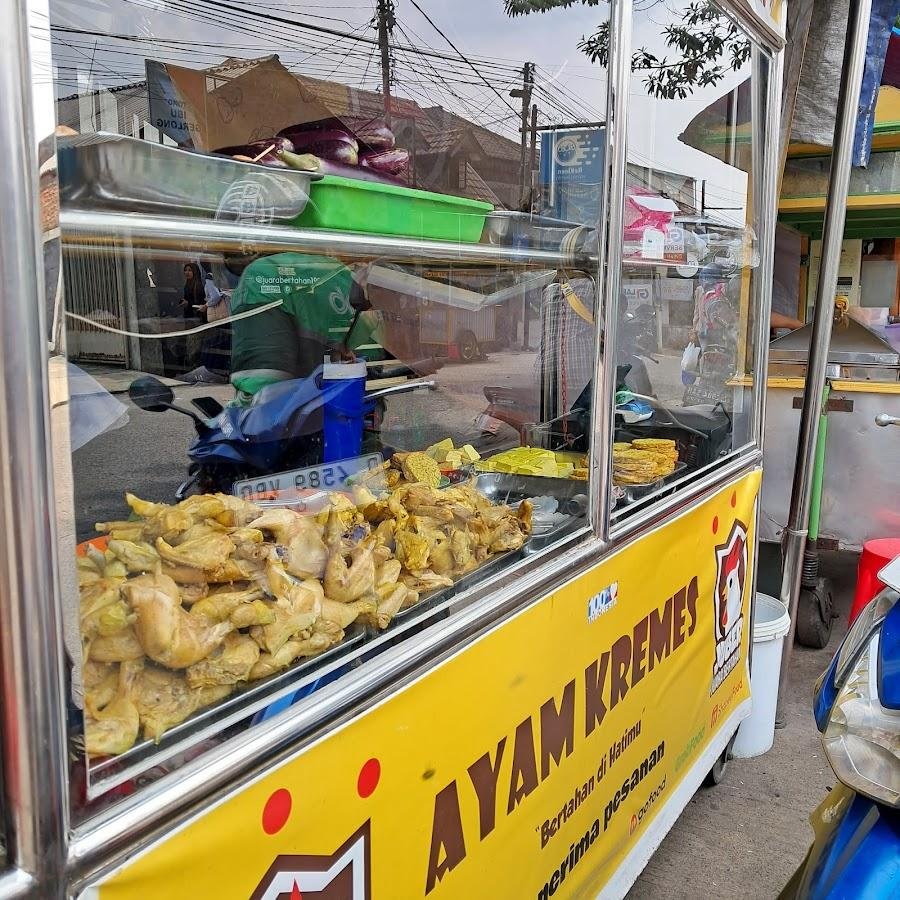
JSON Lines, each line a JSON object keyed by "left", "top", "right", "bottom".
{"left": 375, "top": 0, "right": 395, "bottom": 127}
{"left": 511, "top": 61, "right": 535, "bottom": 209}
{"left": 527, "top": 102, "right": 538, "bottom": 205}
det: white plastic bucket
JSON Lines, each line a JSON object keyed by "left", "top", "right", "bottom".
{"left": 731, "top": 593, "right": 791, "bottom": 758}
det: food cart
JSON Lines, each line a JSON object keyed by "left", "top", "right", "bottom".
{"left": 766, "top": 92, "right": 900, "bottom": 555}
{"left": 0, "top": 0, "right": 783, "bottom": 897}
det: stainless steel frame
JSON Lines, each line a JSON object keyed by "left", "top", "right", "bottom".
{"left": 0, "top": 0, "right": 70, "bottom": 894}
{"left": 776, "top": 0, "right": 873, "bottom": 720}
{"left": 0, "top": 0, "right": 785, "bottom": 895}
{"left": 59, "top": 210, "right": 596, "bottom": 271}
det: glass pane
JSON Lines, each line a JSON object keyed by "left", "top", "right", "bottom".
{"left": 611, "top": 0, "right": 767, "bottom": 520}
{"left": 48, "top": 0, "right": 608, "bottom": 813}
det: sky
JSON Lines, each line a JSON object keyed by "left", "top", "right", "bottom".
{"left": 45, "top": 0, "right": 760, "bottom": 220}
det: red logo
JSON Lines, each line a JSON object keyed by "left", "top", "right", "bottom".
{"left": 714, "top": 520, "right": 747, "bottom": 643}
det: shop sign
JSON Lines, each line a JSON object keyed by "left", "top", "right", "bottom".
{"left": 539, "top": 127, "right": 605, "bottom": 225}
{"left": 86, "top": 473, "right": 759, "bottom": 900}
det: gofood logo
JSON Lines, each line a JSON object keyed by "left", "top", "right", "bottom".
{"left": 629, "top": 777, "right": 667, "bottom": 835}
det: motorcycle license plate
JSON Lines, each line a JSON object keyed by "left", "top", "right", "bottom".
{"left": 233, "top": 452, "right": 384, "bottom": 503}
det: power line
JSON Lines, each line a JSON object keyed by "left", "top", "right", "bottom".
{"left": 404, "top": 0, "right": 519, "bottom": 117}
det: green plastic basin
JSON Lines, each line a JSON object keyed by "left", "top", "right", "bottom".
{"left": 293, "top": 174, "right": 492, "bottom": 242}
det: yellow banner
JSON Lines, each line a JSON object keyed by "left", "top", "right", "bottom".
{"left": 94, "top": 472, "right": 760, "bottom": 900}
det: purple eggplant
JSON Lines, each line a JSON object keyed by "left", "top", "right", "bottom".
{"left": 356, "top": 120, "right": 395, "bottom": 151}
{"left": 278, "top": 150, "right": 406, "bottom": 185}
{"left": 360, "top": 148, "right": 410, "bottom": 179}
{"left": 277, "top": 124, "right": 359, "bottom": 163}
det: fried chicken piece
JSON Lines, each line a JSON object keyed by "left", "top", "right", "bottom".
{"left": 173, "top": 521, "right": 228, "bottom": 545}
{"left": 160, "top": 562, "right": 208, "bottom": 585}
{"left": 400, "top": 588, "right": 420, "bottom": 611}
{"left": 108, "top": 539, "right": 159, "bottom": 574}
{"left": 251, "top": 509, "right": 329, "bottom": 578}
{"left": 450, "top": 529, "right": 473, "bottom": 571}
{"left": 372, "top": 518, "right": 396, "bottom": 549}
{"left": 362, "top": 498, "right": 392, "bottom": 524}
{"left": 125, "top": 493, "right": 166, "bottom": 518}
{"left": 196, "top": 683, "right": 234, "bottom": 706}
{"left": 230, "top": 527, "right": 268, "bottom": 561}
{"left": 252, "top": 568, "right": 322, "bottom": 654}
{"left": 293, "top": 628, "right": 340, "bottom": 658}
{"left": 212, "top": 493, "right": 262, "bottom": 527}
{"left": 320, "top": 596, "right": 376, "bottom": 630}
{"left": 229, "top": 599, "right": 276, "bottom": 628}
{"left": 89, "top": 626, "right": 145, "bottom": 662}
{"left": 80, "top": 578, "right": 122, "bottom": 640}
{"left": 394, "top": 530, "right": 430, "bottom": 571}
{"left": 517, "top": 499, "right": 533, "bottom": 534}
{"left": 375, "top": 558, "right": 402, "bottom": 589}
{"left": 155, "top": 534, "right": 236, "bottom": 575}
{"left": 126, "top": 571, "right": 233, "bottom": 669}
{"left": 324, "top": 543, "right": 375, "bottom": 603}
{"left": 178, "top": 582, "right": 209, "bottom": 605}
{"left": 352, "top": 484, "right": 379, "bottom": 508}
{"left": 94, "top": 520, "right": 145, "bottom": 542}
{"left": 83, "top": 661, "right": 119, "bottom": 711}
{"left": 94, "top": 599, "right": 134, "bottom": 638}
{"left": 84, "top": 659, "right": 142, "bottom": 757}
{"left": 207, "top": 557, "right": 265, "bottom": 583}
{"left": 191, "top": 586, "right": 265, "bottom": 622}
{"left": 175, "top": 494, "right": 227, "bottom": 521}
{"left": 186, "top": 633, "right": 260, "bottom": 688}
{"left": 399, "top": 570, "right": 453, "bottom": 593}
{"left": 361, "top": 584, "right": 407, "bottom": 630}
{"left": 489, "top": 519, "right": 527, "bottom": 553}
{"left": 131, "top": 665, "right": 200, "bottom": 742}
{"left": 249, "top": 640, "right": 305, "bottom": 680}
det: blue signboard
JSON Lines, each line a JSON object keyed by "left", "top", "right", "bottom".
{"left": 539, "top": 126, "right": 605, "bottom": 224}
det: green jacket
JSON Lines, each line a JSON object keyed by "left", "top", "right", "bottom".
{"left": 229, "top": 252, "right": 359, "bottom": 399}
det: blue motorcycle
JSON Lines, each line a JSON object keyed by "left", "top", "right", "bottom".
{"left": 128, "top": 362, "right": 436, "bottom": 498}
{"left": 781, "top": 566, "right": 900, "bottom": 897}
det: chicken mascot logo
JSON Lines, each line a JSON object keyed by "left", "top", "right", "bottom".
{"left": 710, "top": 520, "right": 748, "bottom": 695}
{"left": 250, "top": 821, "right": 371, "bottom": 900}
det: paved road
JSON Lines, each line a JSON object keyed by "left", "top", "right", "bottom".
{"left": 628, "top": 550, "right": 853, "bottom": 900}
{"left": 72, "top": 352, "right": 539, "bottom": 540}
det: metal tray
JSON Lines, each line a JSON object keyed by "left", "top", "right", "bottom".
{"left": 86, "top": 473, "right": 585, "bottom": 795}
{"left": 620, "top": 461, "right": 687, "bottom": 504}
{"left": 87, "top": 627, "right": 365, "bottom": 797}
{"left": 482, "top": 210, "right": 599, "bottom": 255}
{"left": 58, "top": 132, "right": 319, "bottom": 221}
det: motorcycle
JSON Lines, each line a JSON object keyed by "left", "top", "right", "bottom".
{"left": 128, "top": 359, "right": 438, "bottom": 499}
{"left": 780, "top": 464, "right": 900, "bottom": 899}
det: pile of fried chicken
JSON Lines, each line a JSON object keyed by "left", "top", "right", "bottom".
{"left": 78, "top": 479, "right": 531, "bottom": 758}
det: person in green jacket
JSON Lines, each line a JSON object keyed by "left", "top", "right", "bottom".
{"left": 228, "top": 252, "right": 374, "bottom": 404}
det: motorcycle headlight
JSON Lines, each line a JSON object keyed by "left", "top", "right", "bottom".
{"left": 834, "top": 590, "right": 895, "bottom": 685}
{"left": 822, "top": 632, "right": 900, "bottom": 807}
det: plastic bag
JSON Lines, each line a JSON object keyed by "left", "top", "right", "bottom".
{"left": 67, "top": 363, "right": 129, "bottom": 451}
{"left": 681, "top": 341, "right": 702, "bottom": 386}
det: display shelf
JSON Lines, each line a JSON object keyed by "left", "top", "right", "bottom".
{"left": 59, "top": 209, "right": 600, "bottom": 271}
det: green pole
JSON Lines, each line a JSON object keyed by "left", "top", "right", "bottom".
{"left": 807, "top": 383, "right": 830, "bottom": 542}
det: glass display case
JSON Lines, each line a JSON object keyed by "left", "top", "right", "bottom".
{"left": 49, "top": 0, "right": 610, "bottom": 807}
{"left": 0, "top": 0, "right": 784, "bottom": 894}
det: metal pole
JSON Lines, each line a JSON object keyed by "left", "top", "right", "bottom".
{"left": 376, "top": 0, "right": 393, "bottom": 128}
{"left": 0, "top": 0, "right": 70, "bottom": 890}
{"left": 514, "top": 63, "right": 534, "bottom": 209}
{"left": 776, "top": 0, "right": 872, "bottom": 721}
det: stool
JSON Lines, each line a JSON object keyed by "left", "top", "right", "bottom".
{"left": 849, "top": 538, "right": 900, "bottom": 625}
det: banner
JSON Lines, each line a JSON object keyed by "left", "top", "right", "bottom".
{"left": 89, "top": 472, "right": 759, "bottom": 900}
{"left": 539, "top": 127, "right": 605, "bottom": 225}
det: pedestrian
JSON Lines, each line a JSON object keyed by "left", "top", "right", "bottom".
{"left": 180, "top": 262, "right": 205, "bottom": 319}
